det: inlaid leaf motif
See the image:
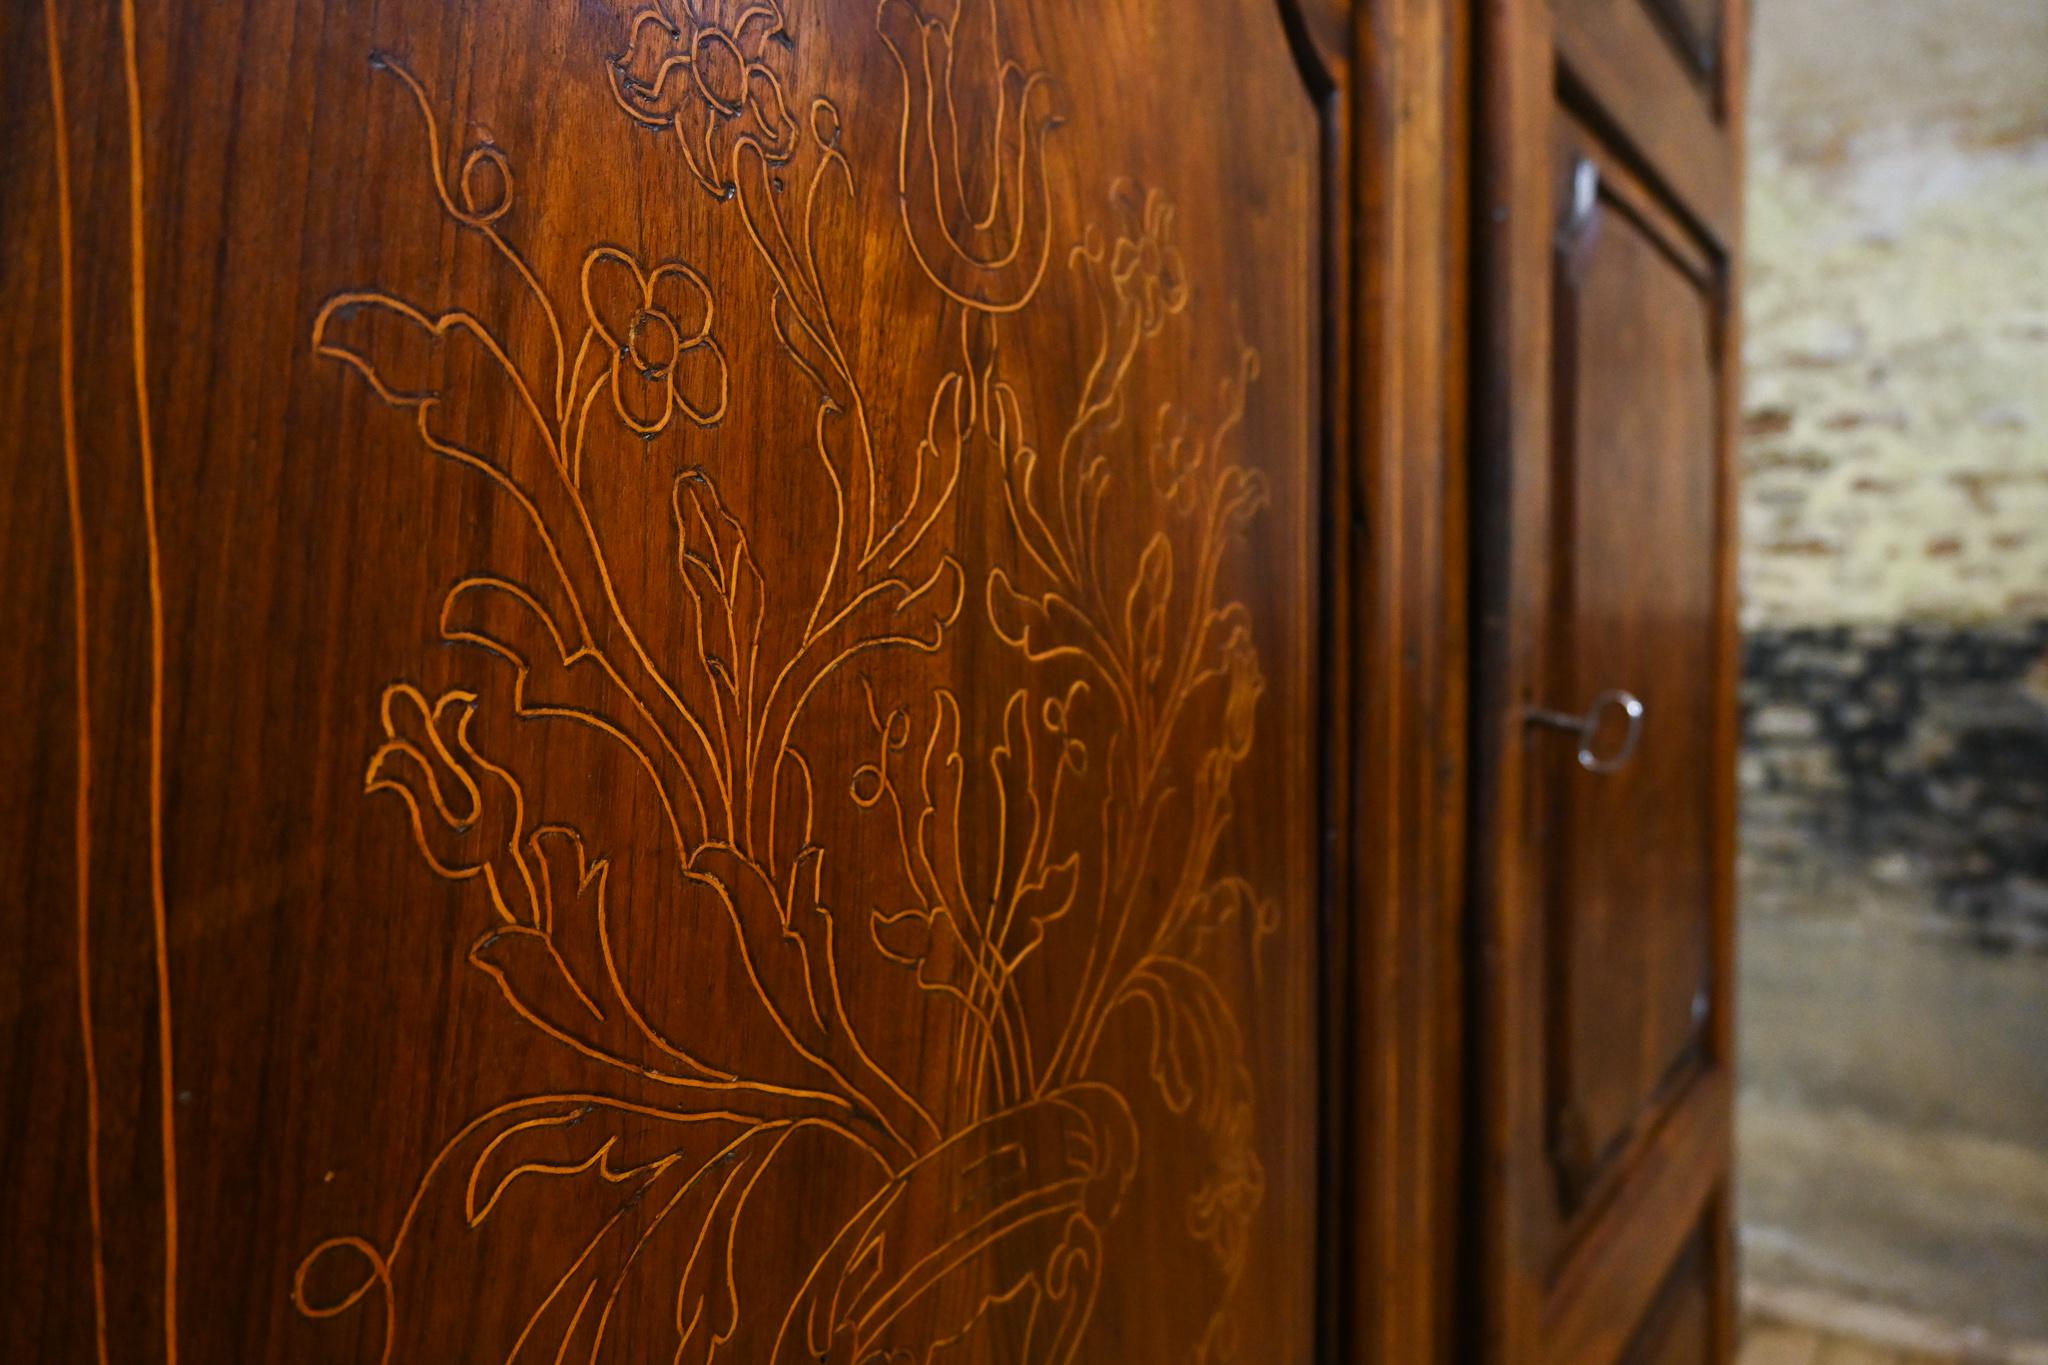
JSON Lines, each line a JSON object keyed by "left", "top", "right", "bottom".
{"left": 300, "top": 13, "right": 1284, "bottom": 1359}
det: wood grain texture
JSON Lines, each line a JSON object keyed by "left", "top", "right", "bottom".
{"left": 1622, "top": 1234, "right": 1713, "bottom": 1365}
{"left": 1554, "top": 0, "right": 1738, "bottom": 237}
{"left": 1542, "top": 118, "right": 1720, "bottom": 1216}
{"left": 1470, "top": 0, "right": 1746, "bottom": 1361}
{"left": 1, "top": 0, "right": 1469, "bottom": 1361}
{"left": 1340, "top": 0, "right": 1469, "bottom": 1360}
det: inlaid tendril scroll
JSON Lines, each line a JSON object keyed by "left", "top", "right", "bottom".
{"left": 293, "top": 1, "right": 1283, "bottom": 1359}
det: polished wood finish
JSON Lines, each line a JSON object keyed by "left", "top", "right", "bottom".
{"left": 1472, "top": 0, "right": 1745, "bottom": 1361}
{"left": 3, "top": 0, "right": 1742, "bottom": 1357}
{"left": 1341, "top": 0, "right": 1469, "bottom": 1359}
{"left": 1555, "top": 0, "right": 1738, "bottom": 239}
{"left": 0, "top": 0, "right": 1475, "bottom": 1361}
{"left": 1542, "top": 118, "right": 1720, "bottom": 1217}
{"left": 1623, "top": 1233, "right": 1714, "bottom": 1365}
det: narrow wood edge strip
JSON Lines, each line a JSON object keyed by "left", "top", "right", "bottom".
{"left": 118, "top": 0, "right": 182, "bottom": 1350}
{"left": 41, "top": 4, "right": 112, "bottom": 1359}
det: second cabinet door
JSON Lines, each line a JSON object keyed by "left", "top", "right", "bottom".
{"left": 1475, "top": 0, "right": 1744, "bottom": 1360}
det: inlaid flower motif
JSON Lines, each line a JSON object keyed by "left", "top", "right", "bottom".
{"left": 1111, "top": 188, "right": 1189, "bottom": 336}
{"left": 607, "top": 0, "right": 797, "bottom": 198}
{"left": 307, "top": 47, "right": 1278, "bottom": 1365}
{"left": 580, "top": 246, "right": 729, "bottom": 436}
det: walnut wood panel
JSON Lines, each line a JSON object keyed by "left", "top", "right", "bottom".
{"left": 1540, "top": 122, "right": 1720, "bottom": 1219}
{"left": 1620, "top": 1230, "right": 1713, "bottom": 1365}
{"left": 1554, "top": 0, "right": 1738, "bottom": 242}
{"left": 0, "top": 0, "right": 1479, "bottom": 1359}
{"left": 1472, "top": 0, "right": 1745, "bottom": 1362}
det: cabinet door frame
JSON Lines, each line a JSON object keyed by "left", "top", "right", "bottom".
{"left": 1300, "top": 0, "right": 1470, "bottom": 1360}
{"left": 1469, "top": 0, "right": 1748, "bottom": 1361}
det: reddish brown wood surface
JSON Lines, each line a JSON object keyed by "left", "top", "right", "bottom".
{"left": 1, "top": 0, "right": 1485, "bottom": 1360}
{"left": 1341, "top": 0, "right": 1469, "bottom": 1360}
{"left": 1470, "top": 0, "right": 1746, "bottom": 1362}
{"left": 1542, "top": 119, "right": 1720, "bottom": 1217}
{"left": 0, "top": 0, "right": 1478, "bottom": 1359}
{"left": 1620, "top": 1233, "right": 1714, "bottom": 1365}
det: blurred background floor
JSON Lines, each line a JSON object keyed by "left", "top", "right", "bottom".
{"left": 1739, "top": 906, "right": 2048, "bottom": 1345}
{"left": 1742, "top": 1324, "right": 1960, "bottom": 1365}
{"left": 1742, "top": 1321, "right": 1976, "bottom": 1365}
{"left": 1738, "top": 0, "right": 2048, "bottom": 1357}
{"left": 1742, "top": 1302, "right": 2048, "bottom": 1365}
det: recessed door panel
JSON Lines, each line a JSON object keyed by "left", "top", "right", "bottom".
{"left": 1541, "top": 127, "right": 1723, "bottom": 1218}
{"left": 1475, "top": 0, "right": 1742, "bottom": 1359}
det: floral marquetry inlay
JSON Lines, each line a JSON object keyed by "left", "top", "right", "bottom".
{"left": 289, "top": 2, "right": 1306, "bottom": 1361}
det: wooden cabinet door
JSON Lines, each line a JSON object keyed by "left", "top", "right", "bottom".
{"left": 1473, "top": 1, "right": 1745, "bottom": 1362}
{"left": 0, "top": 0, "right": 1470, "bottom": 1361}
